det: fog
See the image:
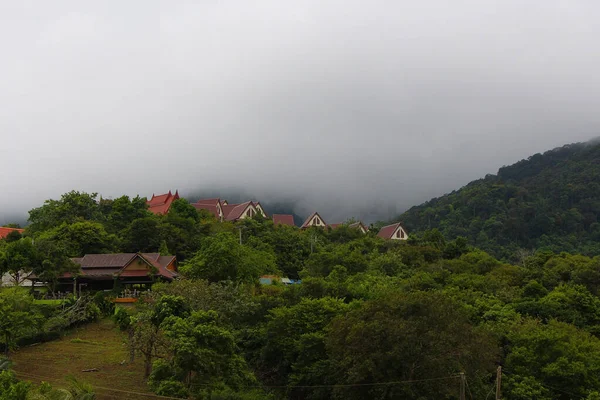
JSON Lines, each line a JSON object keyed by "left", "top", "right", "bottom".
{"left": 1, "top": 1, "right": 599, "bottom": 225}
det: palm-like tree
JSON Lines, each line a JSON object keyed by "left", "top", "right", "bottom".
{"left": 27, "top": 376, "right": 95, "bottom": 400}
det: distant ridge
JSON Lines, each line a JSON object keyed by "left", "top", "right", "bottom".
{"left": 393, "top": 139, "right": 600, "bottom": 260}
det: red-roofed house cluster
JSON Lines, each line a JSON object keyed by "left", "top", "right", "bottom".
{"left": 146, "top": 191, "right": 407, "bottom": 240}
{"left": 146, "top": 192, "right": 267, "bottom": 222}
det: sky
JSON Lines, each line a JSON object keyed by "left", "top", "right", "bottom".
{"left": 1, "top": 0, "right": 599, "bottom": 224}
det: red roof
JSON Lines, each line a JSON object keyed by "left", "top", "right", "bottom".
{"left": 301, "top": 212, "right": 326, "bottom": 229}
{"left": 195, "top": 198, "right": 221, "bottom": 205}
{"left": 147, "top": 190, "right": 180, "bottom": 215}
{"left": 328, "top": 223, "right": 342, "bottom": 229}
{"left": 0, "top": 227, "right": 24, "bottom": 239}
{"left": 377, "top": 223, "right": 406, "bottom": 239}
{"left": 273, "top": 214, "right": 295, "bottom": 227}
{"left": 192, "top": 203, "right": 220, "bottom": 219}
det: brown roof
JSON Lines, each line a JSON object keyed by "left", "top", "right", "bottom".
{"left": 76, "top": 253, "right": 137, "bottom": 268}
{"left": 273, "top": 214, "right": 295, "bottom": 227}
{"left": 224, "top": 201, "right": 254, "bottom": 221}
{"left": 377, "top": 223, "right": 405, "bottom": 239}
{"left": 66, "top": 253, "right": 177, "bottom": 280}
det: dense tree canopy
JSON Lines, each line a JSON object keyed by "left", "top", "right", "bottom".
{"left": 394, "top": 141, "right": 600, "bottom": 260}
{"left": 4, "top": 172, "right": 600, "bottom": 399}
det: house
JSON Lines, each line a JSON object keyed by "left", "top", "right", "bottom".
{"left": 328, "top": 221, "right": 368, "bottom": 234}
{"left": 147, "top": 191, "right": 180, "bottom": 215}
{"left": 301, "top": 212, "right": 327, "bottom": 229}
{"left": 377, "top": 222, "right": 408, "bottom": 240}
{"left": 254, "top": 202, "right": 267, "bottom": 217}
{"left": 223, "top": 201, "right": 259, "bottom": 222}
{"left": 44, "top": 253, "right": 178, "bottom": 294}
{"left": 192, "top": 198, "right": 267, "bottom": 222}
{"left": 192, "top": 198, "right": 226, "bottom": 220}
{"left": 0, "top": 226, "right": 24, "bottom": 240}
{"left": 272, "top": 214, "right": 295, "bottom": 227}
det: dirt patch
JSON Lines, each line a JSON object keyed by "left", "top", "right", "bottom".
{"left": 11, "top": 318, "right": 153, "bottom": 399}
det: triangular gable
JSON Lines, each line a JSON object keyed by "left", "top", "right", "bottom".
{"left": 301, "top": 212, "right": 326, "bottom": 228}
{"left": 120, "top": 253, "right": 156, "bottom": 274}
{"left": 253, "top": 202, "right": 267, "bottom": 217}
{"left": 392, "top": 224, "right": 408, "bottom": 240}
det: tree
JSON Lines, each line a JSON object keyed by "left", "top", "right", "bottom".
{"left": 505, "top": 318, "right": 600, "bottom": 399}
{"left": 0, "top": 238, "right": 39, "bottom": 286}
{"left": 0, "top": 289, "right": 42, "bottom": 358}
{"left": 151, "top": 310, "right": 256, "bottom": 398}
{"left": 181, "top": 233, "right": 277, "bottom": 283}
{"left": 102, "top": 195, "right": 151, "bottom": 233}
{"left": 37, "top": 221, "right": 115, "bottom": 257}
{"left": 257, "top": 297, "right": 349, "bottom": 398}
{"left": 122, "top": 217, "right": 162, "bottom": 253}
{"left": 28, "top": 191, "right": 103, "bottom": 233}
{"left": 130, "top": 295, "right": 189, "bottom": 378}
{"left": 326, "top": 291, "right": 498, "bottom": 400}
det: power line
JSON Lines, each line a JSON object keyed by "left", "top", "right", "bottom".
{"left": 190, "top": 374, "right": 461, "bottom": 389}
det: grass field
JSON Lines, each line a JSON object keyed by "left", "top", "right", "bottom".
{"left": 11, "top": 318, "right": 155, "bottom": 400}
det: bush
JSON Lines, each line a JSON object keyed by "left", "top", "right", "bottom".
{"left": 113, "top": 307, "right": 131, "bottom": 331}
{"left": 155, "top": 380, "right": 188, "bottom": 398}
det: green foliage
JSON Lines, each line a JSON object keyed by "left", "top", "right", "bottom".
{"left": 0, "top": 370, "right": 29, "bottom": 400}
{"left": 181, "top": 232, "right": 277, "bottom": 283}
{"left": 326, "top": 291, "right": 498, "bottom": 400}
{"left": 505, "top": 318, "right": 600, "bottom": 399}
{"left": 113, "top": 307, "right": 131, "bottom": 331}
{"left": 28, "top": 191, "right": 104, "bottom": 233}
{"left": 0, "top": 289, "right": 43, "bottom": 357}
{"left": 151, "top": 310, "right": 257, "bottom": 397}
{"left": 396, "top": 141, "right": 600, "bottom": 260}
{"left": 28, "top": 376, "right": 96, "bottom": 399}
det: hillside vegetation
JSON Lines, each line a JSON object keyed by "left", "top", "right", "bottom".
{"left": 396, "top": 139, "right": 600, "bottom": 260}
{"left": 3, "top": 180, "right": 600, "bottom": 398}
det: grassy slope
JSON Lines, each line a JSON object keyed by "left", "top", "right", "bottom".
{"left": 11, "top": 318, "right": 151, "bottom": 400}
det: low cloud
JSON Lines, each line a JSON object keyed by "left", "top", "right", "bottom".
{"left": 1, "top": 1, "right": 598, "bottom": 224}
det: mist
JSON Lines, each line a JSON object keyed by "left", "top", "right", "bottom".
{"left": 1, "top": 1, "right": 599, "bottom": 225}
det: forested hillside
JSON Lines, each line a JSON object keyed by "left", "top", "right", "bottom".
{"left": 396, "top": 139, "right": 600, "bottom": 260}
{"left": 4, "top": 191, "right": 600, "bottom": 398}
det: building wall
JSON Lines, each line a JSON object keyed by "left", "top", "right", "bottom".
{"left": 309, "top": 215, "right": 326, "bottom": 227}
{"left": 392, "top": 226, "right": 408, "bottom": 240}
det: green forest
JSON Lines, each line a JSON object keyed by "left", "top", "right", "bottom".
{"left": 1, "top": 139, "right": 600, "bottom": 399}
{"left": 396, "top": 139, "right": 600, "bottom": 261}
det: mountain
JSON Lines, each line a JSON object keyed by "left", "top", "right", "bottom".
{"left": 395, "top": 139, "right": 600, "bottom": 260}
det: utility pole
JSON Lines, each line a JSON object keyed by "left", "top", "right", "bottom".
{"left": 495, "top": 366, "right": 502, "bottom": 400}
{"left": 238, "top": 226, "right": 243, "bottom": 245}
{"left": 459, "top": 372, "right": 466, "bottom": 400}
